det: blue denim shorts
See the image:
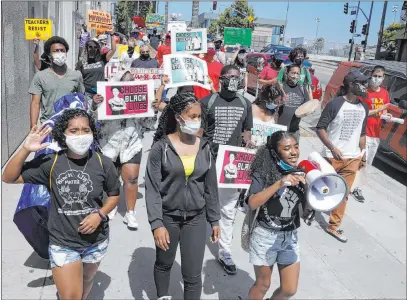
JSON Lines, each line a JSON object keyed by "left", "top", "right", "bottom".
{"left": 48, "top": 239, "right": 109, "bottom": 269}
{"left": 249, "top": 226, "right": 300, "bottom": 266}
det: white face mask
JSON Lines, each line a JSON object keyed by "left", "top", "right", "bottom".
{"left": 52, "top": 52, "right": 67, "bottom": 66}
{"left": 64, "top": 134, "right": 93, "bottom": 155}
{"left": 179, "top": 117, "right": 201, "bottom": 135}
{"left": 369, "top": 77, "right": 384, "bottom": 87}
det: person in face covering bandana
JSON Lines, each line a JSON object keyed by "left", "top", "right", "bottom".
{"left": 200, "top": 65, "right": 254, "bottom": 275}
{"left": 120, "top": 37, "right": 139, "bottom": 70}
{"left": 316, "top": 68, "right": 369, "bottom": 243}
{"left": 131, "top": 44, "right": 159, "bottom": 68}
{"left": 146, "top": 93, "right": 220, "bottom": 300}
{"left": 2, "top": 110, "right": 120, "bottom": 300}
{"left": 29, "top": 36, "right": 85, "bottom": 128}
{"left": 350, "top": 65, "right": 394, "bottom": 203}
{"left": 258, "top": 53, "right": 285, "bottom": 88}
{"left": 277, "top": 64, "right": 311, "bottom": 142}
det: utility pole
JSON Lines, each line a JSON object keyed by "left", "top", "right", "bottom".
{"left": 282, "top": 1, "right": 289, "bottom": 45}
{"left": 375, "top": 1, "right": 388, "bottom": 59}
{"left": 362, "top": 2, "right": 374, "bottom": 55}
{"left": 165, "top": 0, "right": 169, "bottom": 32}
{"left": 392, "top": 5, "right": 399, "bottom": 22}
{"left": 348, "top": 1, "right": 360, "bottom": 61}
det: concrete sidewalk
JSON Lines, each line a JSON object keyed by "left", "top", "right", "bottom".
{"left": 2, "top": 131, "right": 406, "bottom": 300}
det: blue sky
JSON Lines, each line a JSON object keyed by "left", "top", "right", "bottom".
{"left": 156, "top": 1, "right": 405, "bottom": 46}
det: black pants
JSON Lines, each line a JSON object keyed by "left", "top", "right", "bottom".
{"left": 154, "top": 211, "right": 207, "bottom": 300}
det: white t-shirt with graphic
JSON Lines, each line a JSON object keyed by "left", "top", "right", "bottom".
{"left": 317, "top": 96, "right": 368, "bottom": 159}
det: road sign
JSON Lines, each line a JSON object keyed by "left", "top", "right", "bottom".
{"left": 247, "top": 15, "right": 254, "bottom": 22}
{"left": 224, "top": 27, "right": 252, "bottom": 46}
{"left": 351, "top": 10, "right": 357, "bottom": 15}
{"left": 354, "top": 33, "right": 361, "bottom": 37}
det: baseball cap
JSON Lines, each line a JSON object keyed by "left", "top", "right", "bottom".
{"left": 344, "top": 68, "right": 370, "bottom": 84}
{"left": 207, "top": 42, "right": 215, "bottom": 49}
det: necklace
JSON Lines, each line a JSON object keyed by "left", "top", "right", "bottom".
{"left": 66, "top": 153, "right": 90, "bottom": 173}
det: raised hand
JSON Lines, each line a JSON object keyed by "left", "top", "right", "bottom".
{"left": 23, "top": 125, "right": 52, "bottom": 152}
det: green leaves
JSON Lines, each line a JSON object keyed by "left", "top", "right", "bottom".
{"left": 382, "top": 22, "right": 406, "bottom": 50}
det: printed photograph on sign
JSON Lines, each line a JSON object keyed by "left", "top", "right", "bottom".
{"left": 146, "top": 14, "right": 165, "bottom": 29}
{"left": 163, "top": 54, "right": 210, "bottom": 90}
{"left": 24, "top": 19, "right": 52, "bottom": 40}
{"left": 251, "top": 123, "right": 287, "bottom": 147}
{"left": 97, "top": 81, "right": 155, "bottom": 120}
{"left": 216, "top": 145, "right": 257, "bottom": 189}
{"left": 130, "top": 68, "right": 163, "bottom": 89}
{"left": 171, "top": 29, "right": 207, "bottom": 54}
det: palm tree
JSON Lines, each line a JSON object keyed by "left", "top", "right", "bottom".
{"left": 191, "top": 0, "right": 199, "bottom": 28}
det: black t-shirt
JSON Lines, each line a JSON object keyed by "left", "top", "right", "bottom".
{"left": 21, "top": 151, "right": 120, "bottom": 248}
{"left": 201, "top": 93, "right": 253, "bottom": 156}
{"left": 130, "top": 58, "right": 159, "bottom": 68}
{"left": 248, "top": 172, "right": 306, "bottom": 231}
{"left": 77, "top": 53, "right": 109, "bottom": 94}
{"left": 277, "top": 83, "right": 309, "bottom": 132}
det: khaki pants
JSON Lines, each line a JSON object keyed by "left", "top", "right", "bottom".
{"left": 328, "top": 157, "right": 361, "bottom": 230}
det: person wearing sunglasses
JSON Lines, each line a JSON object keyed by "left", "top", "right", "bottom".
{"left": 130, "top": 44, "right": 159, "bottom": 69}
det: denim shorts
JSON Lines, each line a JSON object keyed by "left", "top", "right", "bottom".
{"left": 249, "top": 226, "right": 300, "bottom": 266}
{"left": 48, "top": 239, "right": 109, "bottom": 269}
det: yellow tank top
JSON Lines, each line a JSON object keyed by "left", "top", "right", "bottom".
{"left": 180, "top": 155, "right": 196, "bottom": 178}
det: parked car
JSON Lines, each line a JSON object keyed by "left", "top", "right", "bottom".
{"left": 245, "top": 53, "right": 323, "bottom": 100}
{"left": 323, "top": 60, "right": 407, "bottom": 172}
{"left": 260, "top": 44, "right": 292, "bottom": 58}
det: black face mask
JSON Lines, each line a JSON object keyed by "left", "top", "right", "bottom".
{"left": 88, "top": 49, "right": 97, "bottom": 58}
{"left": 274, "top": 61, "right": 282, "bottom": 69}
{"left": 215, "top": 44, "right": 221, "bottom": 50}
{"left": 351, "top": 82, "right": 367, "bottom": 98}
{"left": 128, "top": 47, "right": 135, "bottom": 53}
{"left": 140, "top": 54, "right": 150, "bottom": 60}
{"left": 294, "top": 58, "right": 304, "bottom": 66}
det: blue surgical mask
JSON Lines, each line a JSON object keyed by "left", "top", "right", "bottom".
{"left": 278, "top": 160, "right": 294, "bottom": 171}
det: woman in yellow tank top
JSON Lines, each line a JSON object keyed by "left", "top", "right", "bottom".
{"left": 146, "top": 93, "right": 221, "bottom": 300}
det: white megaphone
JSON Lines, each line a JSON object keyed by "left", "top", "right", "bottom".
{"left": 298, "top": 152, "right": 349, "bottom": 212}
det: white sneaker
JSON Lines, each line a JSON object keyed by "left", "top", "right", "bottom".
{"left": 158, "top": 296, "right": 172, "bottom": 300}
{"left": 107, "top": 206, "right": 118, "bottom": 220}
{"left": 124, "top": 211, "right": 139, "bottom": 229}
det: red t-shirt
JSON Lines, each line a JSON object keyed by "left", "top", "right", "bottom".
{"left": 194, "top": 60, "right": 223, "bottom": 100}
{"left": 363, "top": 88, "right": 390, "bottom": 138}
{"left": 156, "top": 44, "right": 171, "bottom": 67}
{"left": 259, "top": 65, "right": 279, "bottom": 80}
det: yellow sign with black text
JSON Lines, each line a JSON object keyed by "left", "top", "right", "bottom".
{"left": 24, "top": 18, "right": 52, "bottom": 40}
{"left": 87, "top": 10, "right": 113, "bottom": 34}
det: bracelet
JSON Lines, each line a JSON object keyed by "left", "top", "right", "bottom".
{"left": 91, "top": 209, "right": 107, "bottom": 221}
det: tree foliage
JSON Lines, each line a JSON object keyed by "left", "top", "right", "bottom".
{"left": 382, "top": 22, "right": 406, "bottom": 50}
{"left": 115, "top": 0, "right": 156, "bottom": 35}
{"left": 313, "top": 37, "right": 325, "bottom": 54}
{"left": 208, "top": 0, "right": 256, "bottom": 35}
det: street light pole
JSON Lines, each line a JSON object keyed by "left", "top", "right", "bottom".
{"left": 375, "top": 1, "right": 388, "bottom": 59}
{"left": 348, "top": 1, "right": 360, "bottom": 61}
{"left": 315, "top": 17, "right": 320, "bottom": 39}
{"left": 392, "top": 5, "right": 398, "bottom": 22}
{"left": 282, "top": 1, "right": 289, "bottom": 45}
{"left": 362, "top": 1, "right": 374, "bottom": 55}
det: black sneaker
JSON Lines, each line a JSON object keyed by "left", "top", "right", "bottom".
{"left": 351, "top": 188, "right": 365, "bottom": 203}
{"left": 218, "top": 252, "right": 237, "bottom": 275}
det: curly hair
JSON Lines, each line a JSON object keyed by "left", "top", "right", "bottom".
{"left": 254, "top": 84, "right": 284, "bottom": 109}
{"left": 250, "top": 131, "right": 297, "bottom": 187}
{"left": 153, "top": 93, "right": 198, "bottom": 144}
{"left": 44, "top": 36, "right": 70, "bottom": 56}
{"left": 78, "top": 40, "right": 101, "bottom": 67}
{"left": 52, "top": 109, "right": 99, "bottom": 148}
{"left": 288, "top": 47, "right": 307, "bottom": 62}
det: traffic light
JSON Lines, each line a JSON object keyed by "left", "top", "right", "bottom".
{"left": 349, "top": 20, "right": 355, "bottom": 33}
{"left": 361, "top": 40, "right": 366, "bottom": 45}
{"left": 212, "top": 1, "right": 217, "bottom": 10}
{"left": 280, "top": 25, "right": 285, "bottom": 34}
{"left": 344, "top": 3, "right": 349, "bottom": 14}
{"left": 349, "top": 39, "right": 352, "bottom": 44}
{"left": 361, "top": 24, "right": 368, "bottom": 35}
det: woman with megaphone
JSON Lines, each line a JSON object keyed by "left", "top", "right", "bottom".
{"left": 246, "top": 131, "right": 308, "bottom": 300}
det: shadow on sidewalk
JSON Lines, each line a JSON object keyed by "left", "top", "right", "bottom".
{"left": 203, "top": 230, "right": 255, "bottom": 299}
{"left": 128, "top": 247, "right": 183, "bottom": 299}
{"left": 88, "top": 271, "right": 111, "bottom": 300}
{"left": 24, "top": 251, "right": 49, "bottom": 270}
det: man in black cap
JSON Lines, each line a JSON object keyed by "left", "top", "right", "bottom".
{"left": 214, "top": 39, "right": 226, "bottom": 65}
{"left": 316, "top": 68, "right": 370, "bottom": 243}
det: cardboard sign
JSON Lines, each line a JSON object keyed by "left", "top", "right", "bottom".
{"left": 216, "top": 145, "right": 257, "bottom": 189}
{"left": 172, "top": 28, "right": 207, "bottom": 54}
{"left": 163, "top": 54, "right": 210, "bottom": 90}
{"left": 251, "top": 122, "right": 287, "bottom": 147}
{"left": 224, "top": 27, "right": 252, "bottom": 47}
{"left": 146, "top": 14, "right": 165, "bottom": 29}
{"left": 24, "top": 19, "right": 52, "bottom": 40}
{"left": 97, "top": 81, "right": 155, "bottom": 120}
{"left": 87, "top": 10, "right": 113, "bottom": 33}
{"left": 130, "top": 68, "right": 163, "bottom": 89}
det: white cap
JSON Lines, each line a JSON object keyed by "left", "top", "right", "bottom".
{"left": 142, "top": 36, "right": 149, "bottom": 42}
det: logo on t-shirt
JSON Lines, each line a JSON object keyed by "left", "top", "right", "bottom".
{"left": 56, "top": 170, "right": 94, "bottom": 215}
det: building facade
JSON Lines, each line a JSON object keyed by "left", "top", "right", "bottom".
{"left": 1, "top": 1, "right": 114, "bottom": 165}
{"left": 198, "top": 13, "right": 285, "bottom": 51}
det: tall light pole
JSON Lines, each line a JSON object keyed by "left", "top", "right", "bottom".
{"left": 376, "top": 1, "right": 388, "bottom": 59}
{"left": 282, "top": 1, "right": 290, "bottom": 45}
{"left": 315, "top": 17, "right": 320, "bottom": 39}
{"left": 392, "top": 5, "right": 398, "bottom": 22}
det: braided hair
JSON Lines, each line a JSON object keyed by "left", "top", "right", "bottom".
{"left": 153, "top": 92, "right": 199, "bottom": 144}
{"left": 250, "top": 131, "right": 297, "bottom": 187}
